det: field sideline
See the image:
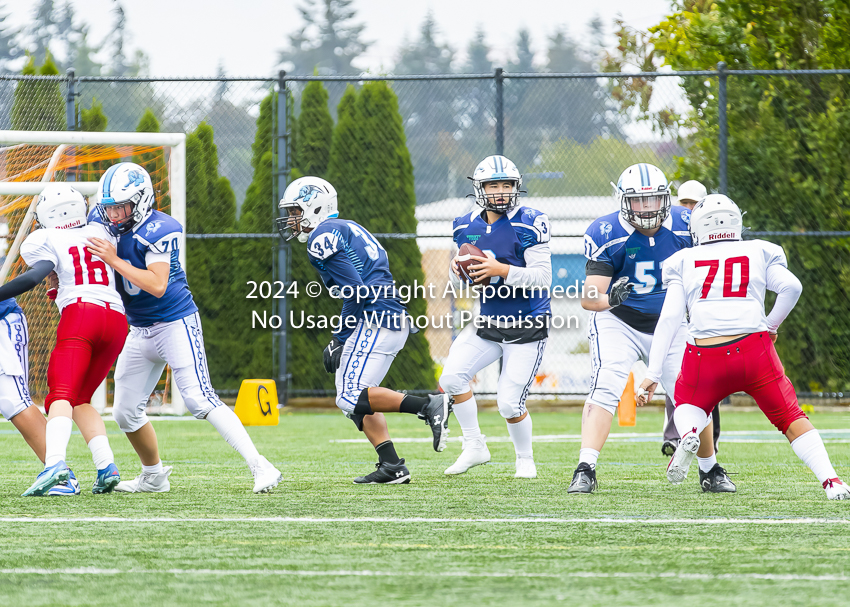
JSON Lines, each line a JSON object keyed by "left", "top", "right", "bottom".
{"left": 2, "top": 408, "right": 850, "bottom": 606}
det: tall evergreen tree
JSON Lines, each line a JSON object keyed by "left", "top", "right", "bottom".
{"left": 184, "top": 122, "right": 239, "bottom": 387}
{"left": 26, "top": 0, "right": 57, "bottom": 66}
{"left": 464, "top": 28, "right": 492, "bottom": 74}
{"left": 0, "top": 2, "right": 22, "bottom": 73}
{"left": 11, "top": 54, "right": 64, "bottom": 132}
{"left": 133, "top": 109, "right": 171, "bottom": 213}
{"left": 327, "top": 85, "right": 365, "bottom": 216}
{"left": 357, "top": 81, "right": 434, "bottom": 389}
{"left": 296, "top": 81, "right": 334, "bottom": 176}
{"left": 508, "top": 29, "right": 535, "bottom": 73}
{"left": 76, "top": 99, "right": 108, "bottom": 184}
{"left": 278, "top": 0, "right": 370, "bottom": 75}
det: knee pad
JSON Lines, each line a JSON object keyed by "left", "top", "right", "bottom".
{"left": 497, "top": 398, "right": 523, "bottom": 419}
{"left": 112, "top": 402, "right": 148, "bottom": 433}
{"left": 348, "top": 412, "right": 365, "bottom": 432}
{"left": 585, "top": 399, "right": 618, "bottom": 417}
{"left": 439, "top": 372, "right": 469, "bottom": 397}
{"left": 182, "top": 396, "right": 217, "bottom": 420}
{"left": 0, "top": 396, "right": 29, "bottom": 421}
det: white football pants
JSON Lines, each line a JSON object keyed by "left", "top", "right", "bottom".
{"left": 0, "top": 312, "right": 34, "bottom": 421}
{"left": 586, "top": 310, "right": 687, "bottom": 416}
{"left": 335, "top": 320, "right": 409, "bottom": 415}
{"left": 112, "top": 312, "right": 225, "bottom": 432}
{"left": 439, "top": 322, "right": 547, "bottom": 419}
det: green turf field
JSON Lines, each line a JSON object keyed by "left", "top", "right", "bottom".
{"left": 2, "top": 408, "right": 849, "bottom": 606}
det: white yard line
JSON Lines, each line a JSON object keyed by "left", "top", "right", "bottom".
{"left": 0, "top": 568, "right": 845, "bottom": 582}
{"left": 1, "top": 516, "right": 848, "bottom": 524}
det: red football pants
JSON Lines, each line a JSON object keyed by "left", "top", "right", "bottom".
{"left": 45, "top": 301, "right": 128, "bottom": 411}
{"left": 674, "top": 332, "right": 807, "bottom": 434}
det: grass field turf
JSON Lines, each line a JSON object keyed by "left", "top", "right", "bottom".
{"left": 2, "top": 408, "right": 850, "bottom": 606}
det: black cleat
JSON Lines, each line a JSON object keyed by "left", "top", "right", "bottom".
{"left": 353, "top": 459, "right": 411, "bottom": 484}
{"left": 419, "top": 394, "right": 453, "bottom": 452}
{"left": 567, "top": 462, "right": 597, "bottom": 494}
{"left": 699, "top": 464, "right": 737, "bottom": 493}
{"left": 662, "top": 439, "right": 678, "bottom": 457}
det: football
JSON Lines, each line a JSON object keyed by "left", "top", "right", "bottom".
{"left": 456, "top": 242, "right": 490, "bottom": 286}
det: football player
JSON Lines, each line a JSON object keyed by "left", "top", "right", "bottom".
{"left": 440, "top": 155, "right": 551, "bottom": 479}
{"left": 0, "top": 183, "right": 126, "bottom": 496}
{"left": 569, "top": 163, "right": 728, "bottom": 494}
{"left": 278, "top": 176, "right": 452, "bottom": 485}
{"left": 86, "top": 162, "right": 282, "bottom": 494}
{"left": 660, "top": 179, "right": 721, "bottom": 457}
{"left": 639, "top": 195, "right": 849, "bottom": 499}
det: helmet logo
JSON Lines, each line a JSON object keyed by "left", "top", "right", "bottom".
{"left": 295, "top": 184, "right": 323, "bottom": 203}
{"left": 124, "top": 170, "right": 145, "bottom": 188}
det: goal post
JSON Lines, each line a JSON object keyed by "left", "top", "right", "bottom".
{"left": 0, "top": 130, "right": 186, "bottom": 415}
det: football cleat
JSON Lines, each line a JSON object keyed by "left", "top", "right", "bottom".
{"left": 667, "top": 432, "right": 700, "bottom": 485}
{"left": 92, "top": 463, "right": 121, "bottom": 494}
{"left": 824, "top": 478, "right": 850, "bottom": 500}
{"left": 515, "top": 456, "right": 537, "bottom": 479}
{"left": 22, "top": 461, "right": 71, "bottom": 497}
{"left": 115, "top": 466, "right": 174, "bottom": 493}
{"left": 567, "top": 462, "right": 597, "bottom": 494}
{"left": 250, "top": 456, "right": 282, "bottom": 494}
{"left": 699, "top": 464, "right": 737, "bottom": 493}
{"left": 444, "top": 437, "right": 491, "bottom": 475}
{"left": 418, "top": 393, "right": 453, "bottom": 452}
{"left": 48, "top": 469, "right": 81, "bottom": 496}
{"left": 661, "top": 439, "right": 678, "bottom": 457}
{"left": 354, "top": 459, "right": 411, "bottom": 484}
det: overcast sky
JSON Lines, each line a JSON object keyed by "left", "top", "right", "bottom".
{"left": 3, "top": 0, "right": 672, "bottom": 76}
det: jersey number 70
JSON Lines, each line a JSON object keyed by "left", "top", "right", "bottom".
{"left": 695, "top": 256, "right": 749, "bottom": 299}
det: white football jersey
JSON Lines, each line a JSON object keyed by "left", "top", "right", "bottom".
{"left": 662, "top": 239, "right": 789, "bottom": 339}
{"left": 20, "top": 224, "right": 124, "bottom": 313}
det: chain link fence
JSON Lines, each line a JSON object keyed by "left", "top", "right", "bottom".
{"left": 0, "top": 68, "right": 847, "bottom": 404}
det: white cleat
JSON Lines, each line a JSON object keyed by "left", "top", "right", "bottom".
{"left": 251, "top": 456, "right": 282, "bottom": 494}
{"left": 824, "top": 478, "right": 850, "bottom": 500}
{"left": 667, "top": 433, "right": 700, "bottom": 485}
{"left": 115, "top": 466, "right": 174, "bottom": 493}
{"left": 515, "top": 456, "right": 537, "bottom": 479}
{"left": 444, "top": 437, "right": 491, "bottom": 475}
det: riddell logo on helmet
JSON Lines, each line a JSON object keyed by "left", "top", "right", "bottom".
{"left": 55, "top": 219, "right": 83, "bottom": 230}
{"left": 708, "top": 232, "right": 736, "bottom": 240}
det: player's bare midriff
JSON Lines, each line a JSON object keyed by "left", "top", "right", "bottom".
{"left": 694, "top": 333, "right": 748, "bottom": 346}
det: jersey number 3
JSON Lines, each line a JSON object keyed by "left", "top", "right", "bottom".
{"left": 69, "top": 246, "right": 109, "bottom": 286}
{"left": 695, "top": 256, "right": 749, "bottom": 299}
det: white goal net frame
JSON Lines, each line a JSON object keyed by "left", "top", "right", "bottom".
{"left": 0, "top": 130, "right": 187, "bottom": 415}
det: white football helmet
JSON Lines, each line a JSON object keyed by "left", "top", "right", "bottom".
{"left": 96, "top": 162, "right": 155, "bottom": 235}
{"left": 471, "top": 155, "right": 523, "bottom": 213}
{"left": 35, "top": 183, "right": 88, "bottom": 230}
{"left": 677, "top": 180, "right": 708, "bottom": 204}
{"left": 277, "top": 176, "right": 339, "bottom": 243}
{"left": 613, "top": 163, "right": 671, "bottom": 230}
{"left": 689, "top": 194, "right": 743, "bottom": 246}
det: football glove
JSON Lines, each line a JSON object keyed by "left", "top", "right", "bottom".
{"left": 323, "top": 336, "right": 344, "bottom": 373}
{"left": 608, "top": 276, "right": 635, "bottom": 308}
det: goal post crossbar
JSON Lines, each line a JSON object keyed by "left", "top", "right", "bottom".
{"left": 0, "top": 130, "right": 185, "bottom": 147}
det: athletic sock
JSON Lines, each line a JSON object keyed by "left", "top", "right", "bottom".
{"left": 791, "top": 429, "right": 838, "bottom": 484}
{"left": 399, "top": 394, "right": 429, "bottom": 415}
{"left": 579, "top": 448, "right": 600, "bottom": 468}
{"left": 44, "top": 416, "right": 73, "bottom": 467}
{"left": 87, "top": 435, "right": 115, "bottom": 470}
{"left": 375, "top": 440, "right": 401, "bottom": 465}
{"left": 142, "top": 462, "right": 164, "bottom": 475}
{"left": 674, "top": 404, "right": 710, "bottom": 439}
{"left": 206, "top": 406, "right": 261, "bottom": 466}
{"left": 452, "top": 396, "right": 483, "bottom": 442}
{"left": 698, "top": 455, "right": 717, "bottom": 473}
{"left": 506, "top": 414, "right": 533, "bottom": 458}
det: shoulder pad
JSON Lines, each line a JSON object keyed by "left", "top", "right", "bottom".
{"left": 452, "top": 211, "right": 475, "bottom": 230}
{"left": 512, "top": 207, "right": 550, "bottom": 244}
{"left": 138, "top": 212, "right": 182, "bottom": 243}
{"left": 307, "top": 224, "right": 344, "bottom": 260}
{"left": 585, "top": 211, "right": 623, "bottom": 244}
{"left": 671, "top": 206, "right": 692, "bottom": 232}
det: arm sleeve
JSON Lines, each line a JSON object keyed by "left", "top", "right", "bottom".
{"left": 765, "top": 264, "right": 802, "bottom": 332}
{"left": 645, "top": 280, "right": 688, "bottom": 383}
{"left": 505, "top": 243, "right": 552, "bottom": 288}
{"left": 0, "top": 260, "right": 55, "bottom": 302}
{"left": 448, "top": 251, "right": 463, "bottom": 289}
{"left": 321, "top": 253, "right": 367, "bottom": 343}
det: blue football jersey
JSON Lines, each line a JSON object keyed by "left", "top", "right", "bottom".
{"left": 584, "top": 206, "right": 692, "bottom": 332}
{"left": 453, "top": 206, "right": 551, "bottom": 319}
{"left": 92, "top": 210, "right": 198, "bottom": 327}
{"left": 0, "top": 297, "right": 22, "bottom": 321}
{"left": 307, "top": 218, "right": 406, "bottom": 342}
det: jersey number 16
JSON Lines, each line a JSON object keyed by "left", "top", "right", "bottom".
{"left": 69, "top": 246, "right": 109, "bottom": 286}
